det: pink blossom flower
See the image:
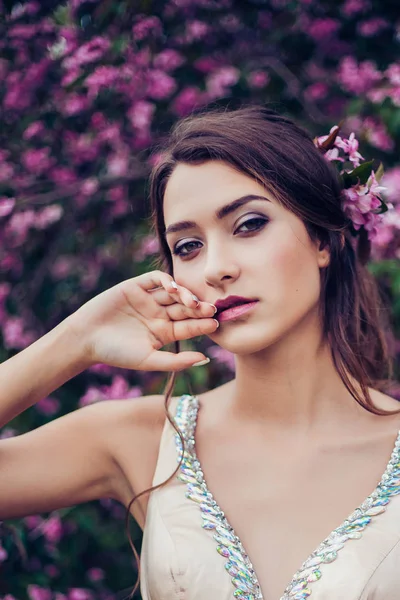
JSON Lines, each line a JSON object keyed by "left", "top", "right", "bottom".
{"left": 0, "top": 198, "right": 16, "bottom": 217}
{"left": 27, "top": 585, "right": 52, "bottom": 600}
{"left": 35, "top": 205, "right": 63, "bottom": 229}
{"left": 342, "top": 171, "right": 388, "bottom": 241}
{"left": 342, "top": 0, "right": 370, "bottom": 16}
{"left": 44, "top": 564, "right": 60, "bottom": 577}
{"left": 23, "top": 121, "right": 44, "bottom": 140}
{"left": 247, "top": 71, "right": 270, "bottom": 89}
{"left": 107, "top": 153, "right": 129, "bottom": 177}
{"left": 8, "top": 24, "right": 38, "bottom": 39}
{"left": 0, "top": 428, "right": 17, "bottom": 439}
{"left": 49, "top": 166, "right": 77, "bottom": 185}
{"left": 81, "top": 177, "right": 99, "bottom": 196}
{"left": 208, "top": 346, "right": 235, "bottom": 371}
{"left": 87, "top": 567, "right": 105, "bottom": 582}
{"left": 3, "top": 316, "right": 35, "bottom": 349}
{"left": 0, "top": 162, "right": 14, "bottom": 182}
{"left": 0, "top": 282, "right": 10, "bottom": 302}
{"left": 194, "top": 57, "right": 222, "bottom": 74}
{"left": 62, "top": 94, "right": 89, "bottom": 116}
{"left": 79, "top": 386, "right": 106, "bottom": 407}
{"left": 135, "top": 234, "right": 160, "bottom": 260}
{"left": 24, "top": 515, "right": 42, "bottom": 529}
{"left": 0, "top": 543, "right": 8, "bottom": 562}
{"left": 61, "top": 67, "right": 82, "bottom": 87}
{"left": 172, "top": 86, "right": 204, "bottom": 116}
{"left": 206, "top": 66, "right": 240, "bottom": 98}
{"left": 85, "top": 65, "right": 120, "bottom": 98}
{"left": 51, "top": 256, "right": 75, "bottom": 279}
{"left": 10, "top": 1, "right": 39, "bottom": 19}
{"left": 7, "top": 209, "right": 36, "bottom": 244}
{"left": 146, "top": 70, "right": 177, "bottom": 100}
{"left": 382, "top": 167, "right": 400, "bottom": 204}
{"left": 357, "top": 17, "right": 389, "bottom": 37}
{"left": 335, "top": 132, "right": 364, "bottom": 166}
{"left": 107, "top": 186, "right": 125, "bottom": 202}
{"left": 363, "top": 118, "right": 394, "bottom": 152}
{"left": 185, "top": 20, "right": 210, "bottom": 42}
{"left": 128, "top": 100, "right": 156, "bottom": 130}
{"left": 154, "top": 49, "right": 185, "bottom": 71}
{"left": 63, "top": 37, "right": 111, "bottom": 69}
{"left": 22, "top": 148, "right": 54, "bottom": 175}
{"left": 110, "top": 197, "right": 130, "bottom": 217}
{"left": 386, "top": 64, "right": 400, "bottom": 86}
{"left": 337, "top": 56, "right": 382, "bottom": 94}
{"left": 101, "top": 375, "right": 142, "bottom": 400}
{"left": 304, "top": 82, "right": 328, "bottom": 101}
{"left": 90, "top": 111, "right": 107, "bottom": 129}
{"left": 36, "top": 396, "right": 60, "bottom": 416}
{"left": 132, "top": 16, "right": 163, "bottom": 41}
{"left": 68, "top": 588, "right": 94, "bottom": 600}
{"left": 307, "top": 18, "right": 340, "bottom": 41}
{"left": 41, "top": 515, "right": 63, "bottom": 544}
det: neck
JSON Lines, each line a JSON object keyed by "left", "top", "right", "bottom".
{"left": 229, "top": 319, "right": 364, "bottom": 436}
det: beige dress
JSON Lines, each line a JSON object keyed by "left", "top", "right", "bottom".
{"left": 140, "top": 394, "right": 400, "bottom": 600}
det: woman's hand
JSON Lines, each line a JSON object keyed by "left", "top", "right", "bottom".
{"left": 65, "top": 271, "right": 218, "bottom": 372}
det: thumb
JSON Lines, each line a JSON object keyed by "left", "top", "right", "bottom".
{"left": 142, "top": 350, "right": 210, "bottom": 372}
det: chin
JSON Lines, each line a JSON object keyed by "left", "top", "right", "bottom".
{"left": 209, "top": 322, "right": 283, "bottom": 356}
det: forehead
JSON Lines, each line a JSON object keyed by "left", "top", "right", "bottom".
{"left": 163, "top": 160, "right": 272, "bottom": 224}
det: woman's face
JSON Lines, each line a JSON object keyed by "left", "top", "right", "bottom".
{"left": 163, "top": 160, "right": 330, "bottom": 355}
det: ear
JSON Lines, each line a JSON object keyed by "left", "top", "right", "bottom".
{"left": 317, "top": 238, "right": 331, "bottom": 268}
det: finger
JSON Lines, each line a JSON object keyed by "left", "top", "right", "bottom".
{"left": 172, "top": 317, "right": 219, "bottom": 341}
{"left": 142, "top": 350, "right": 211, "bottom": 372}
{"left": 148, "top": 288, "right": 177, "bottom": 306}
{"left": 166, "top": 301, "right": 217, "bottom": 321}
{"left": 134, "top": 270, "right": 176, "bottom": 292}
{"left": 133, "top": 271, "right": 199, "bottom": 309}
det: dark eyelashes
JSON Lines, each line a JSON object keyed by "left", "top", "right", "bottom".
{"left": 172, "top": 216, "right": 268, "bottom": 257}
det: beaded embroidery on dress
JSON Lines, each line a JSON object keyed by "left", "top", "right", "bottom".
{"left": 174, "top": 394, "right": 400, "bottom": 600}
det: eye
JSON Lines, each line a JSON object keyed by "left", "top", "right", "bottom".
{"left": 172, "top": 239, "right": 202, "bottom": 257}
{"left": 235, "top": 216, "right": 268, "bottom": 234}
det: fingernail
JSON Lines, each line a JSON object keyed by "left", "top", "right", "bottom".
{"left": 192, "top": 357, "right": 210, "bottom": 367}
{"left": 170, "top": 281, "right": 178, "bottom": 290}
{"left": 210, "top": 303, "right": 217, "bottom": 315}
{"left": 192, "top": 294, "right": 200, "bottom": 306}
{"left": 213, "top": 319, "right": 220, "bottom": 328}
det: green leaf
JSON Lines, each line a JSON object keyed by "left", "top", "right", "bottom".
{"left": 343, "top": 160, "right": 375, "bottom": 187}
{"left": 52, "top": 4, "right": 71, "bottom": 26}
{"left": 375, "top": 162, "right": 385, "bottom": 182}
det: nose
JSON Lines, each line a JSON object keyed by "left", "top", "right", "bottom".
{"left": 203, "top": 241, "right": 240, "bottom": 288}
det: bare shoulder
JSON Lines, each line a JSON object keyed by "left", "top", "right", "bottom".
{"left": 92, "top": 394, "right": 176, "bottom": 527}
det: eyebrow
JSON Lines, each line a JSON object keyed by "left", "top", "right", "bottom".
{"left": 164, "top": 194, "right": 271, "bottom": 237}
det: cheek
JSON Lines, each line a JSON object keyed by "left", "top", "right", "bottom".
{"left": 265, "top": 231, "right": 321, "bottom": 304}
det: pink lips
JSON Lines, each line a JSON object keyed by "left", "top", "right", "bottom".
{"left": 214, "top": 295, "right": 258, "bottom": 323}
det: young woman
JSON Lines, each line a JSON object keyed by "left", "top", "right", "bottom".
{"left": 1, "top": 106, "right": 399, "bottom": 600}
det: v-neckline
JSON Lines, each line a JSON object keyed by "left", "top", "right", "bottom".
{"left": 174, "top": 394, "right": 400, "bottom": 600}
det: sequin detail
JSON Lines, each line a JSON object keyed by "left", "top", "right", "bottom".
{"left": 174, "top": 394, "right": 400, "bottom": 600}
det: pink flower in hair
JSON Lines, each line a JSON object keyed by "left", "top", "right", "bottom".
{"left": 334, "top": 132, "right": 364, "bottom": 167}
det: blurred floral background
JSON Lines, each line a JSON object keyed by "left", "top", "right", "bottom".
{"left": 0, "top": 0, "right": 399, "bottom": 598}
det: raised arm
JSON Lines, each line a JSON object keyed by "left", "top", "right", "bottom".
{"left": 0, "top": 271, "right": 218, "bottom": 520}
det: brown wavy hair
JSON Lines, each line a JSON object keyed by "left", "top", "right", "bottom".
{"left": 124, "top": 104, "right": 397, "bottom": 597}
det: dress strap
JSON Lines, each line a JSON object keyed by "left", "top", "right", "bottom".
{"left": 151, "top": 394, "right": 196, "bottom": 488}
